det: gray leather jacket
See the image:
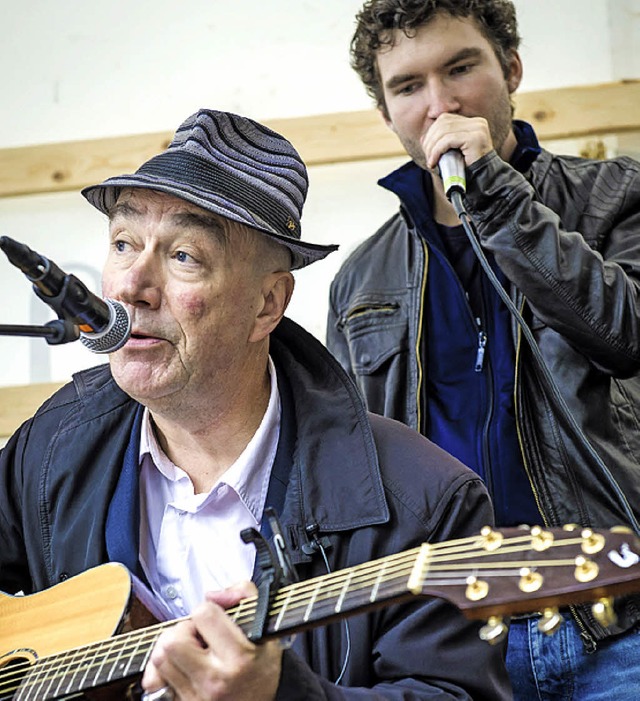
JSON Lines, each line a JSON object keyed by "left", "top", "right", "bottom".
{"left": 328, "top": 148, "right": 640, "bottom": 642}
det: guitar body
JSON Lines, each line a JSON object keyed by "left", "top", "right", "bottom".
{"left": 0, "top": 563, "right": 135, "bottom": 700}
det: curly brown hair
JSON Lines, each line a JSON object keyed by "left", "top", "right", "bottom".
{"left": 351, "top": 0, "right": 521, "bottom": 114}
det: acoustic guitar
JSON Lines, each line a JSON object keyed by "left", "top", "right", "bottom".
{"left": 2, "top": 525, "right": 640, "bottom": 700}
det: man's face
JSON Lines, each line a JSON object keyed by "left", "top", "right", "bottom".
{"left": 377, "top": 13, "right": 520, "bottom": 168}
{"left": 102, "top": 188, "right": 268, "bottom": 407}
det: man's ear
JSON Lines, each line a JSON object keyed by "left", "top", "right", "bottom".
{"left": 249, "top": 271, "right": 295, "bottom": 342}
{"left": 506, "top": 49, "right": 523, "bottom": 94}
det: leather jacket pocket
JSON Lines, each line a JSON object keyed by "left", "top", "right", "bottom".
{"left": 340, "top": 297, "right": 412, "bottom": 421}
{"left": 341, "top": 297, "right": 406, "bottom": 374}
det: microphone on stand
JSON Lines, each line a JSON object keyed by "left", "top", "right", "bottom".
{"left": 0, "top": 236, "right": 131, "bottom": 353}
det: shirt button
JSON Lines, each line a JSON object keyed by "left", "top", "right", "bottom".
{"left": 165, "top": 585, "right": 179, "bottom": 600}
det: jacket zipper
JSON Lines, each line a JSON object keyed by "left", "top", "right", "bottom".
{"left": 475, "top": 317, "right": 487, "bottom": 372}
{"left": 474, "top": 301, "right": 494, "bottom": 497}
{"left": 512, "top": 311, "right": 547, "bottom": 525}
{"left": 344, "top": 303, "right": 398, "bottom": 323}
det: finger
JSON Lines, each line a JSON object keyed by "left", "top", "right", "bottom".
{"left": 144, "top": 603, "right": 245, "bottom": 686}
{"left": 191, "top": 599, "right": 254, "bottom": 665}
{"left": 147, "top": 602, "right": 283, "bottom": 701}
{"left": 143, "top": 620, "right": 206, "bottom": 698}
{"left": 423, "top": 114, "right": 492, "bottom": 169}
{"left": 141, "top": 662, "right": 165, "bottom": 695}
{"left": 205, "top": 580, "right": 258, "bottom": 609}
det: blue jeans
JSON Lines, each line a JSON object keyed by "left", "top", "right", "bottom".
{"left": 506, "top": 614, "right": 640, "bottom": 700}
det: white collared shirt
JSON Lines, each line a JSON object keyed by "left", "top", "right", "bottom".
{"left": 138, "top": 358, "right": 280, "bottom": 618}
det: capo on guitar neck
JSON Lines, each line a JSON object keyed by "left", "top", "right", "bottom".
{"left": 240, "top": 508, "right": 299, "bottom": 642}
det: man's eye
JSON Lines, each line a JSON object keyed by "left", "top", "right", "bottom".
{"left": 174, "top": 250, "right": 195, "bottom": 264}
{"left": 397, "top": 83, "right": 419, "bottom": 96}
{"left": 113, "top": 240, "right": 128, "bottom": 253}
{"left": 451, "top": 63, "right": 473, "bottom": 75}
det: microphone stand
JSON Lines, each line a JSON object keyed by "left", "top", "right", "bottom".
{"left": 0, "top": 267, "right": 82, "bottom": 346}
{"left": 0, "top": 319, "right": 80, "bottom": 345}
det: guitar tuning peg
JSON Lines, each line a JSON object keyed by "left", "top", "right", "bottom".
{"left": 580, "top": 529, "right": 605, "bottom": 554}
{"left": 465, "top": 575, "right": 489, "bottom": 601}
{"left": 574, "top": 555, "right": 599, "bottom": 583}
{"left": 610, "top": 525, "right": 633, "bottom": 534}
{"left": 592, "top": 597, "right": 617, "bottom": 628}
{"left": 479, "top": 616, "right": 509, "bottom": 645}
{"left": 480, "top": 526, "right": 503, "bottom": 551}
{"left": 530, "top": 526, "right": 554, "bottom": 551}
{"left": 537, "top": 607, "right": 564, "bottom": 635}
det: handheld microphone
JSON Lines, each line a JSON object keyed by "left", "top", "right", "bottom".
{"left": 0, "top": 236, "right": 131, "bottom": 353}
{"left": 438, "top": 150, "right": 466, "bottom": 199}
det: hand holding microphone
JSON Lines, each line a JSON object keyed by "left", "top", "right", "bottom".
{"left": 424, "top": 114, "right": 495, "bottom": 202}
{"left": 438, "top": 150, "right": 466, "bottom": 199}
{"left": 0, "top": 236, "right": 131, "bottom": 353}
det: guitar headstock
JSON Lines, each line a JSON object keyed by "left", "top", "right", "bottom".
{"left": 413, "top": 525, "right": 640, "bottom": 632}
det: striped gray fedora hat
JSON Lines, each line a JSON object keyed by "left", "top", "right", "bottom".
{"left": 82, "top": 109, "right": 338, "bottom": 269}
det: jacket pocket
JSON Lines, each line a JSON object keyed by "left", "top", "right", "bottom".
{"left": 340, "top": 295, "right": 414, "bottom": 422}
{"left": 340, "top": 296, "right": 407, "bottom": 375}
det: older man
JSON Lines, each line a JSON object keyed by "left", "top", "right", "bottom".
{"left": 0, "top": 109, "right": 511, "bottom": 700}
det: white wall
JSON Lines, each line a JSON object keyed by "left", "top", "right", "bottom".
{"left": 1, "top": 0, "right": 638, "bottom": 386}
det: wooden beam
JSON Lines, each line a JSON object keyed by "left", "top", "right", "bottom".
{"left": 0, "top": 382, "right": 65, "bottom": 438}
{"left": 0, "top": 81, "right": 638, "bottom": 198}
{"left": 514, "top": 80, "right": 640, "bottom": 142}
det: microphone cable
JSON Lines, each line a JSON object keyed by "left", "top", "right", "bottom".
{"left": 304, "top": 526, "right": 351, "bottom": 685}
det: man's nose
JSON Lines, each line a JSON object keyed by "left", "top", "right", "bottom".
{"left": 116, "top": 253, "right": 162, "bottom": 309}
{"left": 426, "top": 81, "right": 461, "bottom": 120}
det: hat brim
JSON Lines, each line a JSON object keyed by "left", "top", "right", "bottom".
{"left": 82, "top": 174, "right": 338, "bottom": 270}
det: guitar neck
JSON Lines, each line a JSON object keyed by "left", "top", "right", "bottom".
{"left": 8, "top": 526, "right": 640, "bottom": 700}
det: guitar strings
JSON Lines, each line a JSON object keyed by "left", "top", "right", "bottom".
{"left": 0, "top": 533, "right": 592, "bottom": 697}
{"left": 0, "top": 533, "right": 595, "bottom": 698}
{"left": 0, "top": 533, "right": 591, "bottom": 696}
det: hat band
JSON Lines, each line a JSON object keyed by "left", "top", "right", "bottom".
{"left": 136, "top": 150, "right": 302, "bottom": 240}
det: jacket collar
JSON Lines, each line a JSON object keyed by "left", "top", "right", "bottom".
{"left": 270, "top": 317, "right": 389, "bottom": 536}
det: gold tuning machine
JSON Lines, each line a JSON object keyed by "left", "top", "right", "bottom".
{"left": 592, "top": 597, "right": 617, "bottom": 628}
{"left": 530, "top": 525, "right": 554, "bottom": 551}
{"left": 537, "top": 607, "right": 564, "bottom": 635}
{"left": 465, "top": 576, "right": 489, "bottom": 602}
{"left": 479, "top": 616, "right": 509, "bottom": 645}
{"left": 480, "top": 526, "right": 503, "bottom": 551}
{"left": 580, "top": 529, "right": 605, "bottom": 555}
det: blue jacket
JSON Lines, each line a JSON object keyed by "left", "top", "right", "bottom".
{"left": 0, "top": 317, "right": 511, "bottom": 700}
